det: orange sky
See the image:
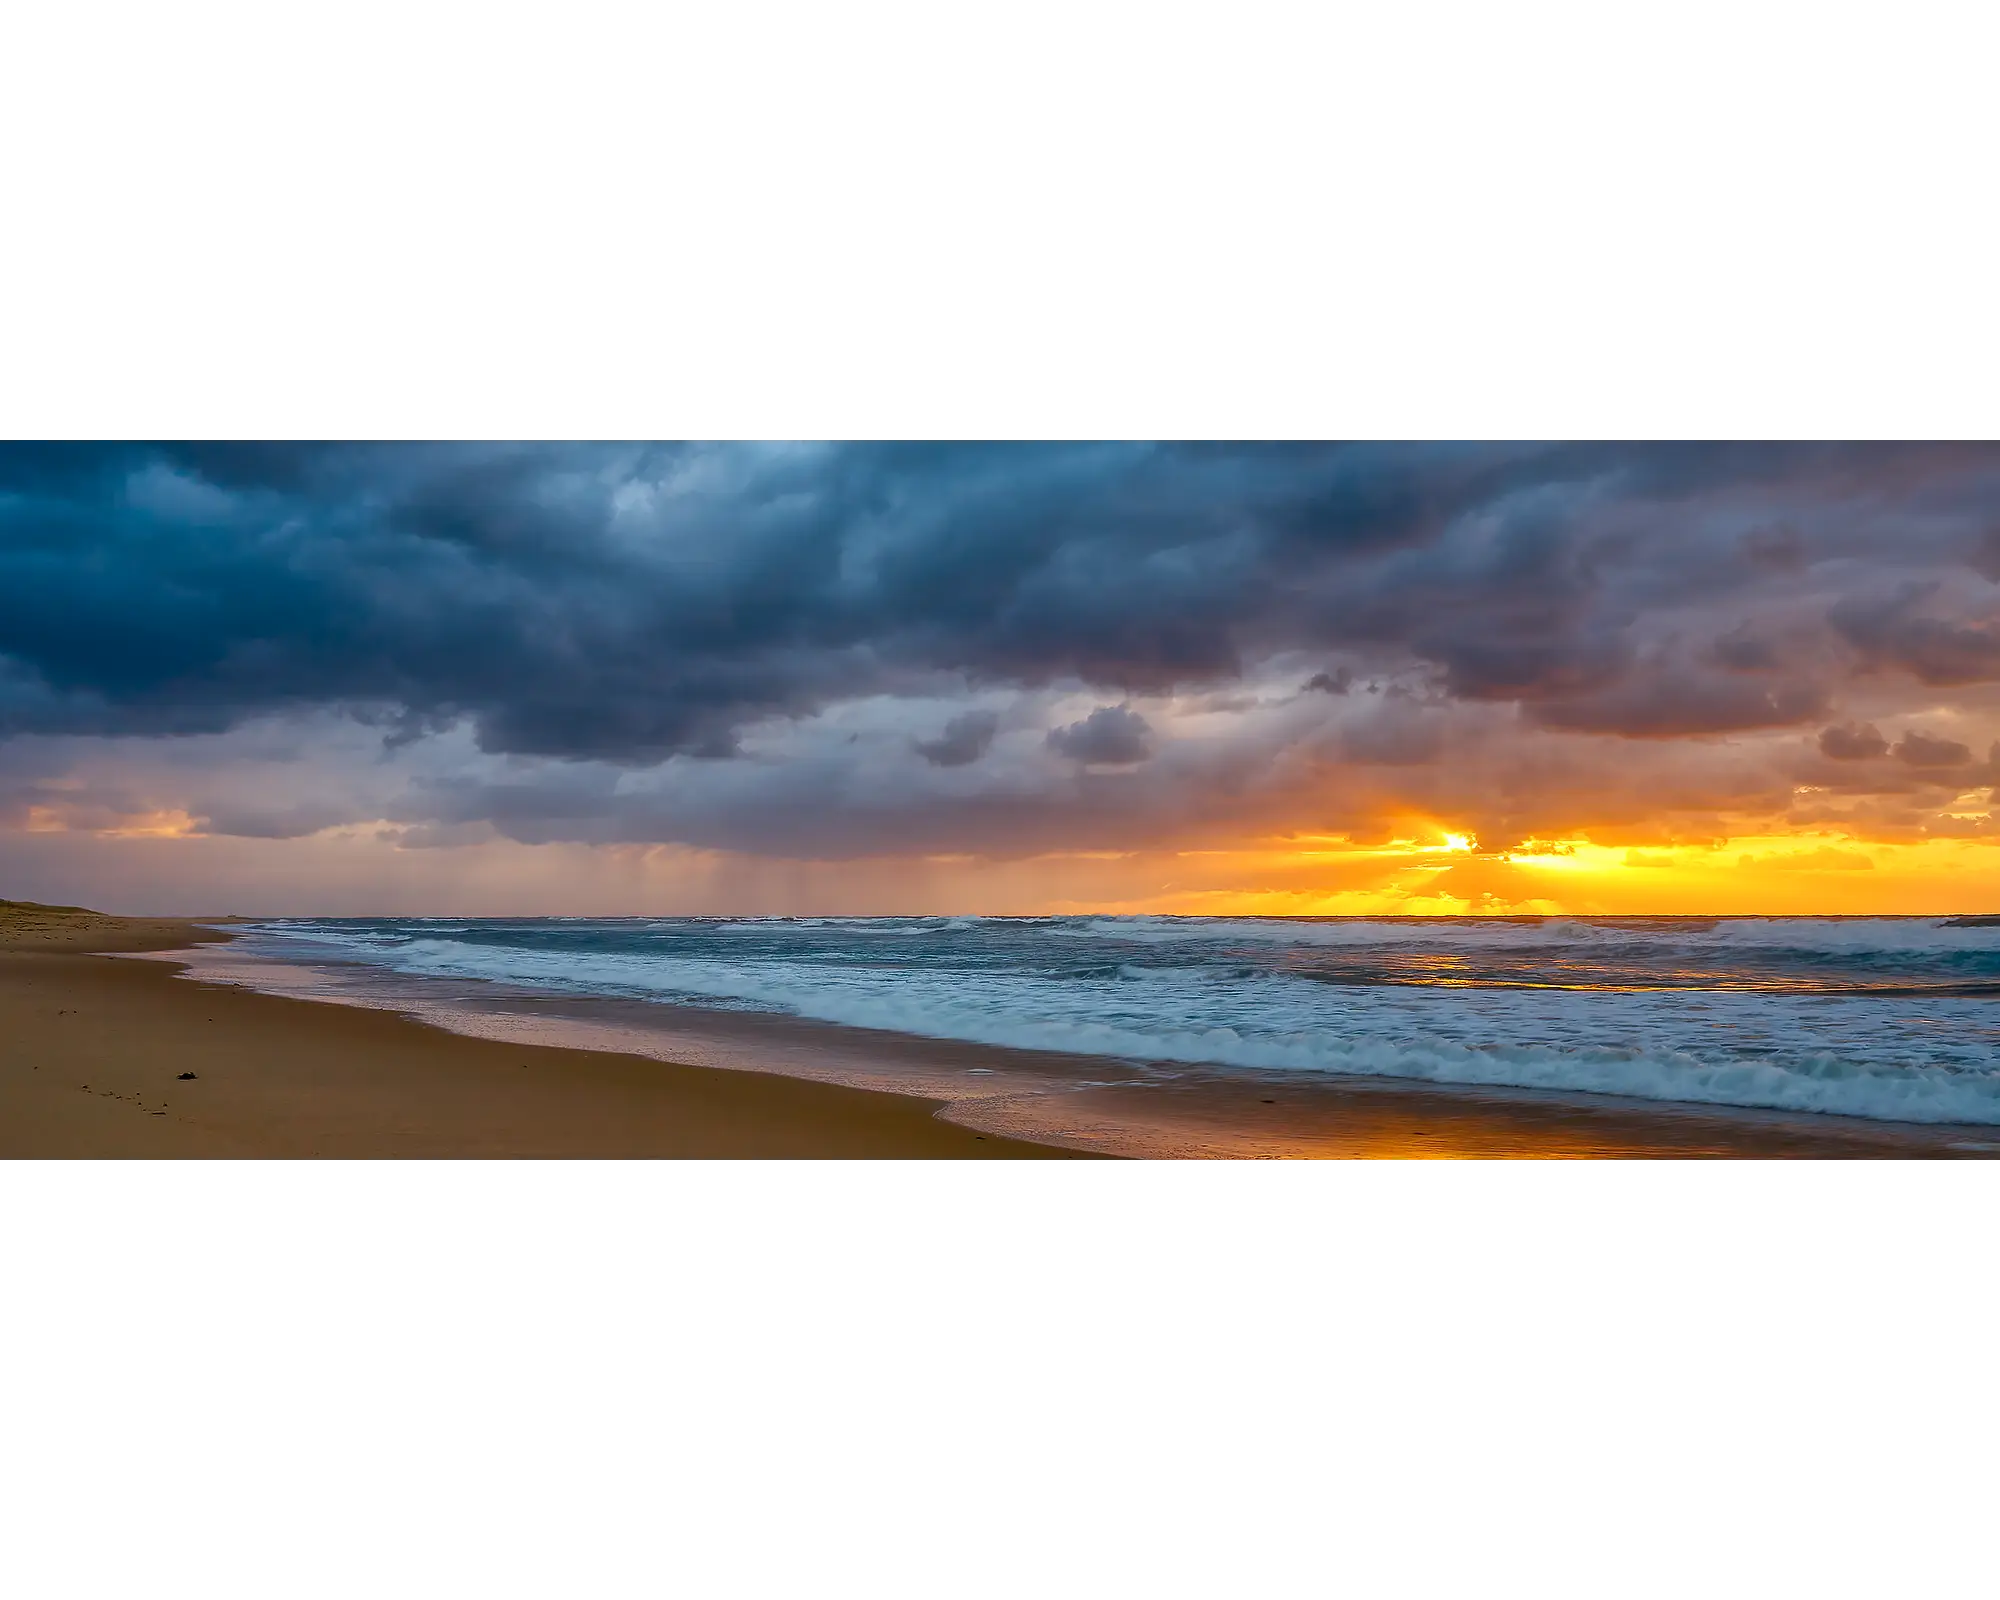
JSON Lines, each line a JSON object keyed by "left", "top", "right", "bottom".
{"left": 6, "top": 818, "right": 1998, "bottom": 917}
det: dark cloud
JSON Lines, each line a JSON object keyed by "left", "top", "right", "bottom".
{"left": 3, "top": 441, "right": 1997, "bottom": 760}
{"left": 1892, "top": 730, "right": 1973, "bottom": 768}
{"left": 1046, "top": 705, "right": 1153, "bottom": 765}
{"left": 1830, "top": 589, "right": 2000, "bottom": 686}
{"left": 3, "top": 442, "right": 2000, "bottom": 858}
{"left": 1531, "top": 673, "right": 1828, "bottom": 739}
{"left": 1819, "top": 722, "right": 1889, "bottom": 760}
{"left": 913, "top": 709, "right": 999, "bottom": 768}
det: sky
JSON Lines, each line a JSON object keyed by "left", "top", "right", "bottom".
{"left": 3, "top": 440, "right": 1998, "bottom": 917}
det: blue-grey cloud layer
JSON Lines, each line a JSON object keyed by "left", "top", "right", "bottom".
{"left": 3, "top": 441, "right": 1998, "bottom": 855}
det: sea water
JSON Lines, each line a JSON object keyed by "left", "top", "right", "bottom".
{"left": 217, "top": 914, "right": 2000, "bottom": 1127}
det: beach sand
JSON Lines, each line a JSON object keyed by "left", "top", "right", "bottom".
{"left": 0, "top": 903, "right": 1086, "bottom": 1158}
{"left": 6, "top": 902, "right": 1993, "bottom": 1160}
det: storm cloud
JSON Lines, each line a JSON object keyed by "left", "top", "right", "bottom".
{"left": 1046, "top": 705, "right": 1153, "bottom": 766}
{"left": 1893, "top": 730, "right": 1973, "bottom": 768}
{"left": 913, "top": 709, "right": 1000, "bottom": 768}
{"left": 3, "top": 441, "right": 2000, "bottom": 865}
{"left": 1819, "top": 722, "right": 1889, "bottom": 761}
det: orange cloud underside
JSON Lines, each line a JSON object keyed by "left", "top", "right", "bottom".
{"left": 24, "top": 805, "right": 202, "bottom": 839}
{"left": 8, "top": 817, "right": 1999, "bottom": 917}
{"left": 1133, "top": 834, "right": 1999, "bottom": 916}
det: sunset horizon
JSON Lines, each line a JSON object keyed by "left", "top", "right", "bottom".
{"left": 5, "top": 442, "right": 1998, "bottom": 920}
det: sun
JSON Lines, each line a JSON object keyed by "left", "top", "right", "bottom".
{"left": 1441, "top": 833, "right": 1474, "bottom": 853}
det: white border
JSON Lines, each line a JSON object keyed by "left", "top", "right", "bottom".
{"left": 3, "top": 3, "right": 1996, "bottom": 439}
{"left": 6, "top": 1162, "right": 1997, "bottom": 1597}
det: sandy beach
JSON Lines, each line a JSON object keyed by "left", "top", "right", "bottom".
{"left": 0, "top": 903, "right": 1085, "bottom": 1158}
{"left": 7, "top": 901, "right": 1997, "bottom": 1158}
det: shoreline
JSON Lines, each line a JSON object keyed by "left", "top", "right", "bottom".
{"left": 81, "top": 913, "right": 2000, "bottom": 1157}
{"left": 7, "top": 903, "right": 1998, "bottom": 1158}
{"left": 0, "top": 906, "right": 1090, "bottom": 1158}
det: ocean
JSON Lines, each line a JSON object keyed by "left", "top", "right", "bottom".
{"left": 168, "top": 914, "right": 2000, "bottom": 1157}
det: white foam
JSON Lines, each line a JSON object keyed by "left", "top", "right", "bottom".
{"left": 256, "top": 922, "right": 2000, "bottom": 1126}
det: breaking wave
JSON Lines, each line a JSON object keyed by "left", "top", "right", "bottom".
{"left": 242, "top": 914, "right": 2000, "bottom": 1125}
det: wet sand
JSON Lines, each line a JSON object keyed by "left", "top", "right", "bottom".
{"left": 153, "top": 925, "right": 2000, "bottom": 1159}
{"left": 5, "top": 901, "right": 1995, "bottom": 1159}
{"left": 0, "top": 903, "right": 1086, "bottom": 1158}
